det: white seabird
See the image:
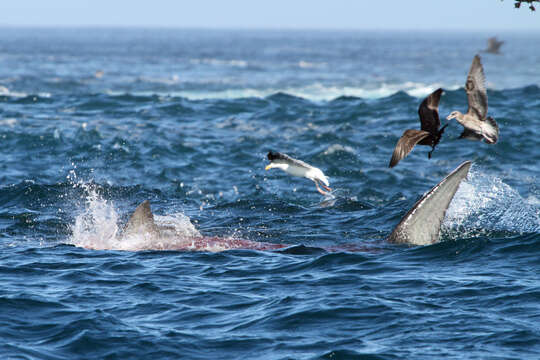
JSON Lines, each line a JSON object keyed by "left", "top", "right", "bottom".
{"left": 265, "top": 151, "right": 331, "bottom": 195}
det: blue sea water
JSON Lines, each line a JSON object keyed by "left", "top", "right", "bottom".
{"left": 0, "top": 28, "right": 539, "bottom": 359}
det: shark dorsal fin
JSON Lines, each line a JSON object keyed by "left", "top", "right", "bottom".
{"left": 124, "top": 200, "right": 159, "bottom": 236}
{"left": 388, "top": 161, "right": 472, "bottom": 245}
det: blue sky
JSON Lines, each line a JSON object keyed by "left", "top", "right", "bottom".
{"left": 0, "top": 0, "right": 538, "bottom": 31}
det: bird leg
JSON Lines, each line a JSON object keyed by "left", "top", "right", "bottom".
{"left": 429, "top": 124, "right": 447, "bottom": 159}
{"left": 314, "top": 180, "right": 330, "bottom": 196}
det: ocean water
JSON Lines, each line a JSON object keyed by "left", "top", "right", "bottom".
{"left": 0, "top": 28, "right": 539, "bottom": 359}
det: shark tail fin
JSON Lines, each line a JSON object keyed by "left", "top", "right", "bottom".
{"left": 388, "top": 161, "right": 472, "bottom": 245}
{"left": 124, "top": 200, "right": 159, "bottom": 236}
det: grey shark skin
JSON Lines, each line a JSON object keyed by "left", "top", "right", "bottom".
{"left": 388, "top": 161, "right": 472, "bottom": 246}
{"left": 123, "top": 200, "right": 288, "bottom": 251}
{"left": 124, "top": 200, "right": 160, "bottom": 237}
{"left": 124, "top": 161, "right": 471, "bottom": 249}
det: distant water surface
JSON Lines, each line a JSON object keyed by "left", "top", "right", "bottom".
{"left": 0, "top": 28, "right": 538, "bottom": 359}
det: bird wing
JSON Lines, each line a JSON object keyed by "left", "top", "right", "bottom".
{"left": 268, "top": 151, "right": 312, "bottom": 169}
{"left": 418, "top": 88, "right": 443, "bottom": 134}
{"left": 465, "top": 55, "right": 488, "bottom": 120}
{"left": 482, "top": 116, "right": 499, "bottom": 144}
{"left": 389, "top": 129, "right": 431, "bottom": 168}
{"left": 458, "top": 128, "right": 483, "bottom": 142}
{"left": 488, "top": 37, "right": 503, "bottom": 51}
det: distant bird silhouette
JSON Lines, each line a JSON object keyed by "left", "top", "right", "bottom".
{"left": 389, "top": 88, "right": 447, "bottom": 168}
{"left": 483, "top": 37, "right": 504, "bottom": 54}
{"left": 447, "top": 55, "right": 499, "bottom": 144}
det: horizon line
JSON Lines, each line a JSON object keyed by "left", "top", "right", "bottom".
{"left": 0, "top": 24, "right": 538, "bottom": 33}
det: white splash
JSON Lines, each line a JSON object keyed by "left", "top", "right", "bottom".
{"left": 443, "top": 167, "right": 540, "bottom": 236}
{"left": 70, "top": 185, "right": 121, "bottom": 250}
{"left": 69, "top": 184, "right": 203, "bottom": 251}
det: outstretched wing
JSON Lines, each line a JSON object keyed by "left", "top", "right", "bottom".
{"left": 482, "top": 116, "right": 499, "bottom": 144}
{"left": 418, "top": 88, "right": 443, "bottom": 134}
{"left": 487, "top": 37, "right": 503, "bottom": 52}
{"left": 465, "top": 55, "right": 488, "bottom": 120}
{"left": 458, "top": 128, "right": 483, "bottom": 142}
{"left": 389, "top": 129, "right": 431, "bottom": 168}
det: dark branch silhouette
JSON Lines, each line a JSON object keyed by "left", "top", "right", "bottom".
{"left": 513, "top": 0, "right": 539, "bottom": 11}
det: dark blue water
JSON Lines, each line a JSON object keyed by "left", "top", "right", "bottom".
{"left": 0, "top": 28, "right": 539, "bottom": 359}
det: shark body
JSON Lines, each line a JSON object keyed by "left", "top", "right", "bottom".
{"left": 124, "top": 201, "right": 289, "bottom": 251}
{"left": 91, "top": 161, "right": 472, "bottom": 251}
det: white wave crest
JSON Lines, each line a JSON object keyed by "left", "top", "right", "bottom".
{"left": 444, "top": 167, "right": 540, "bottom": 235}
{"left": 0, "top": 118, "right": 17, "bottom": 127}
{"left": 103, "top": 82, "right": 459, "bottom": 101}
{"left": 323, "top": 144, "right": 356, "bottom": 155}
{"left": 189, "top": 58, "right": 248, "bottom": 67}
{"left": 0, "top": 85, "right": 27, "bottom": 98}
{"left": 298, "top": 60, "right": 327, "bottom": 69}
{"left": 137, "top": 75, "right": 180, "bottom": 85}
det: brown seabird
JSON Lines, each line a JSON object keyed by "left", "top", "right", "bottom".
{"left": 389, "top": 88, "right": 447, "bottom": 168}
{"left": 483, "top": 37, "right": 504, "bottom": 55}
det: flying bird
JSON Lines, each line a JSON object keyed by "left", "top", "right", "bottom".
{"left": 483, "top": 37, "right": 504, "bottom": 54}
{"left": 446, "top": 55, "right": 499, "bottom": 144}
{"left": 389, "top": 88, "right": 447, "bottom": 168}
{"left": 265, "top": 151, "right": 331, "bottom": 195}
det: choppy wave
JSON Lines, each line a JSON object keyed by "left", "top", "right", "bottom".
{"left": 0, "top": 85, "right": 52, "bottom": 99}
{"left": 4, "top": 83, "right": 540, "bottom": 105}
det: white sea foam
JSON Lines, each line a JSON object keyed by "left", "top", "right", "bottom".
{"left": 103, "top": 82, "right": 460, "bottom": 102}
{"left": 323, "top": 144, "right": 356, "bottom": 155}
{"left": 298, "top": 60, "right": 327, "bottom": 69}
{"left": 137, "top": 75, "right": 180, "bottom": 85}
{"left": 0, "top": 118, "right": 17, "bottom": 127}
{"left": 177, "top": 82, "right": 452, "bottom": 101}
{"left": 0, "top": 85, "right": 27, "bottom": 98}
{"left": 444, "top": 167, "right": 540, "bottom": 235}
{"left": 189, "top": 58, "right": 248, "bottom": 67}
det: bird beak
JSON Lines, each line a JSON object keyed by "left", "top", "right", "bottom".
{"left": 446, "top": 115, "right": 453, "bottom": 120}
{"left": 265, "top": 164, "right": 272, "bottom": 171}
